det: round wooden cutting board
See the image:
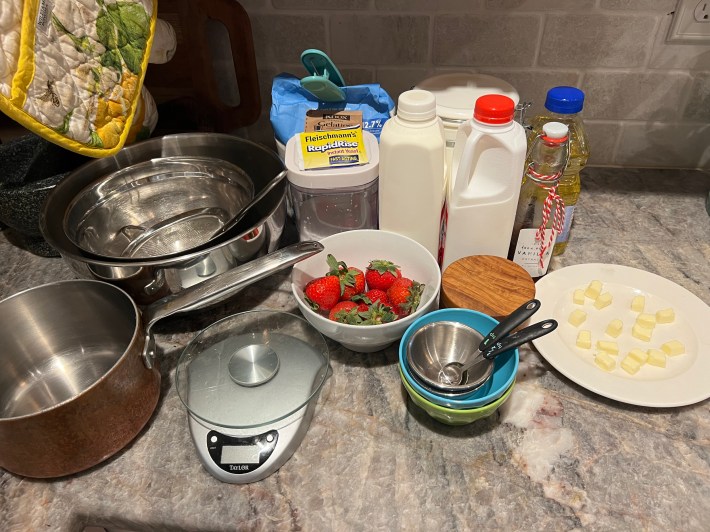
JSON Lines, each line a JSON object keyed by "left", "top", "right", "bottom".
{"left": 441, "top": 255, "right": 536, "bottom": 322}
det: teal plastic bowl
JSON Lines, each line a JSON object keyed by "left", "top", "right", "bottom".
{"left": 400, "top": 366, "right": 516, "bottom": 425}
{"left": 398, "top": 308, "right": 519, "bottom": 409}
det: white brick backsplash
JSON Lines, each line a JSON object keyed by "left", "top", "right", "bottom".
{"left": 236, "top": 2, "right": 710, "bottom": 169}
{"left": 614, "top": 123, "right": 710, "bottom": 168}
{"left": 539, "top": 14, "right": 657, "bottom": 68}
{"left": 583, "top": 72, "right": 692, "bottom": 121}
{"left": 433, "top": 15, "right": 541, "bottom": 67}
{"left": 331, "top": 15, "right": 430, "bottom": 65}
{"left": 684, "top": 73, "right": 710, "bottom": 122}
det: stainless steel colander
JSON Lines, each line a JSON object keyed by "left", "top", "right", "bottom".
{"left": 64, "top": 155, "right": 254, "bottom": 259}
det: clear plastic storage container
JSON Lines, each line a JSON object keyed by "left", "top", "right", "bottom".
{"left": 415, "top": 73, "right": 520, "bottom": 179}
{"left": 285, "top": 130, "right": 379, "bottom": 241}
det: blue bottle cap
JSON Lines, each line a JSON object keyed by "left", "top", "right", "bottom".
{"left": 544, "top": 86, "right": 585, "bottom": 114}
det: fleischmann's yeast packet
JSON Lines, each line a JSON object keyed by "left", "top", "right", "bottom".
{"left": 300, "top": 128, "right": 369, "bottom": 170}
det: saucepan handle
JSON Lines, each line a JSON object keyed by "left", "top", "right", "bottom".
{"left": 139, "top": 240, "right": 323, "bottom": 368}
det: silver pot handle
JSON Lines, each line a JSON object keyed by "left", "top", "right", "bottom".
{"left": 139, "top": 240, "right": 323, "bottom": 368}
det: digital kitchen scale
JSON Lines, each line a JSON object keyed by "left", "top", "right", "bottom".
{"left": 175, "top": 311, "right": 330, "bottom": 483}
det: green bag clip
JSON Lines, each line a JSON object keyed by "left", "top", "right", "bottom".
{"left": 300, "top": 49, "right": 346, "bottom": 103}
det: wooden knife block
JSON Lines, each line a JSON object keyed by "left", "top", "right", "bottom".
{"left": 145, "top": 0, "right": 260, "bottom": 134}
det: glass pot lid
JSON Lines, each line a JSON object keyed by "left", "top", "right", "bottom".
{"left": 175, "top": 310, "right": 329, "bottom": 429}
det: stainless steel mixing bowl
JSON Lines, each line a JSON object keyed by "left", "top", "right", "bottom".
{"left": 64, "top": 155, "right": 255, "bottom": 259}
{"left": 406, "top": 320, "right": 495, "bottom": 394}
{"left": 41, "top": 133, "right": 288, "bottom": 305}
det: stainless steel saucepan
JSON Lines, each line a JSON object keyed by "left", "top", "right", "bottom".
{"left": 40, "top": 133, "right": 288, "bottom": 305}
{"left": 0, "top": 241, "right": 323, "bottom": 479}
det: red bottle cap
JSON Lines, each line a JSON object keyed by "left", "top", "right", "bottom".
{"left": 473, "top": 94, "right": 515, "bottom": 124}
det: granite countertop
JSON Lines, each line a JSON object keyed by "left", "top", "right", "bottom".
{"left": 1, "top": 168, "right": 709, "bottom": 531}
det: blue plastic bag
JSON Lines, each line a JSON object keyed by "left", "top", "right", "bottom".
{"left": 270, "top": 73, "right": 395, "bottom": 146}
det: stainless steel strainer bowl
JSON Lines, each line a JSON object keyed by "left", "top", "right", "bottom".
{"left": 64, "top": 156, "right": 255, "bottom": 259}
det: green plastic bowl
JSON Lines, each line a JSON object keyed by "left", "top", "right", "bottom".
{"left": 400, "top": 366, "right": 515, "bottom": 426}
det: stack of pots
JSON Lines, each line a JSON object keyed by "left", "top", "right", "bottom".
{"left": 40, "top": 133, "right": 289, "bottom": 306}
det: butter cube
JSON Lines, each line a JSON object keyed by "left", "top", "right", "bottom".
{"left": 594, "top": 292, "right": 613, "bottom": 310}
{"left": 585, "top": 280, "right": 603, "bottom": 300}
{"left": 595, "top": 352, "right": 616, "bottom": 372}
{"left": 605, "top": 319, "right": 623, "bottom": 338}
{"left": 628, "top": 348, "right": 648, "bottom": 364}
{"left": 568, "top": 309, "right": 587, "bottom": 327}
{"left": 576, "top": 330, "right": 592, "bottom": 349}
{"left": 631, "top": 295, "right": 645, "bottom": 313}
{"left": 647, "top": 349, "right": 666, "bottom": 368}
{"left": 621, "top": 356, "right": 642, "bottom": 375}
{"left": 660, "top": 340, "right": 685, "bottom": 356}
{"left": 636, "top": 313, "right": 656, "bottom": 329}
{"left": 572, "top": 289, "right": 586, "bottom": 305}
{"left": 656, "top": 308, "right": 675, "bottom": 324}
{"left": 631, "top": 323, "right": 653, "bottom": 342}
{"left": 596, "top": 340, "right": 619, "bottom": 355}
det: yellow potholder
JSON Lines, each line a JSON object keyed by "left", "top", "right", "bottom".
{"left": 0, "top": 0, "right": 156, "bottom": 157}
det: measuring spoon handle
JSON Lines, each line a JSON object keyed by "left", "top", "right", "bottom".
{"left": 482, "top": 319, "right": 558, "bottom": 360}
{"left": 478, "top": 299, "right": 541, "bottom": 352}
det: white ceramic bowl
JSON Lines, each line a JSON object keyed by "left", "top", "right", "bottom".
{"left": 291, "top": 230, "right": 441, "bottom": 352}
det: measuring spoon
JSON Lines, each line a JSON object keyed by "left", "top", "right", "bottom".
{"left": 438, "top": 319, "right": 558, "bottom": 386}
{"left": 433, "top": 298, "right": 540, "bottom": 389}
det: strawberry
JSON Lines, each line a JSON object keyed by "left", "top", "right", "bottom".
{"left": 350, "top": 293, "right": 373, "bottom": 310}
{"left": 304, "top": 275, "right": 342, "bottom": 312}
{"left": 365, "top": 259, "right": 401, "bottom": 291}
{"left": 326, "top": 254, "right": 365, "bottom": 300}
{"left": 386, "top": 277, "right": 424, "bottom": 318}
{"left": 328, "top": 301, "right": 363, "bottom": 324}
{"left": 363, "top": 288, "right": 391, "bottom": 308}
{"left": 360, "top": 301, "right": 397, "bottom": 325}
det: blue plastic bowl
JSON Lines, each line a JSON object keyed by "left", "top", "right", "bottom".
{"left": 398, "top": 308, "right": 519, "bottom": 409}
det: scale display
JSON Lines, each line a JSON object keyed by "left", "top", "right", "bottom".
{"left": 221, "top": 445, "right": 260, "bottom": 465}
{"left": 206, "top": 430, "right": 279, "bottom": 474}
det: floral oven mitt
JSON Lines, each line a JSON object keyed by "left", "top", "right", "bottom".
{"left": 0, "top": 0, "right": 157, "bottom": 157}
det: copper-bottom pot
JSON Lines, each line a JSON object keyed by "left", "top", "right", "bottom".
{"left": 0, "top": 241, "right": 322, "bottom": 478}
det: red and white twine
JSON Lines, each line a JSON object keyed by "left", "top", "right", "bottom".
{"left": 527, "top": 165, "right": 566, "bottom": 268}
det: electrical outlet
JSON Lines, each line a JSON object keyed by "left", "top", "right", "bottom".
{"left": 667, "top": 0, "right": 710, "bottom": 42}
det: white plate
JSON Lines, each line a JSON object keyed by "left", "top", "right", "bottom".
{"left": 533, "top": 263, "right": 710, "bottom": 408}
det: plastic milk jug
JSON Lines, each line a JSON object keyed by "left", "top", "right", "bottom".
{"left": 439, "top": 94, "right": 527, "bottom": 271}
{"left": 378, "top": 90, "right": 446, "bottom": 258}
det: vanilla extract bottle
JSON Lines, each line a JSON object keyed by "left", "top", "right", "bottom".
{"left": 526, "top": 87, "right": 589, "bottom": 255}
{"left": 507, "top": 122, "right": 569, "bottom": 279}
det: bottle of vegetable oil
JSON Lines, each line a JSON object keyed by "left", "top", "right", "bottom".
{"left": 526, "top": 87, "right": 589, "bottom": 255}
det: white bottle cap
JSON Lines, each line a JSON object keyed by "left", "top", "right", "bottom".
{"left": 396, "top": 90, "right": 437, "bottom": 121}
{"left": 542, "top": 121, "right": 569, "bottom": 139}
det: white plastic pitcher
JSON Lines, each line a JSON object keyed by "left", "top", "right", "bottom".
{"left": 439, "top": 94, "right": 527, "bottom": 271}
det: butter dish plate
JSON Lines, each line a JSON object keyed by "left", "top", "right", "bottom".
{"left": 533, "top": 263, "right": 710, "bottom": 408}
